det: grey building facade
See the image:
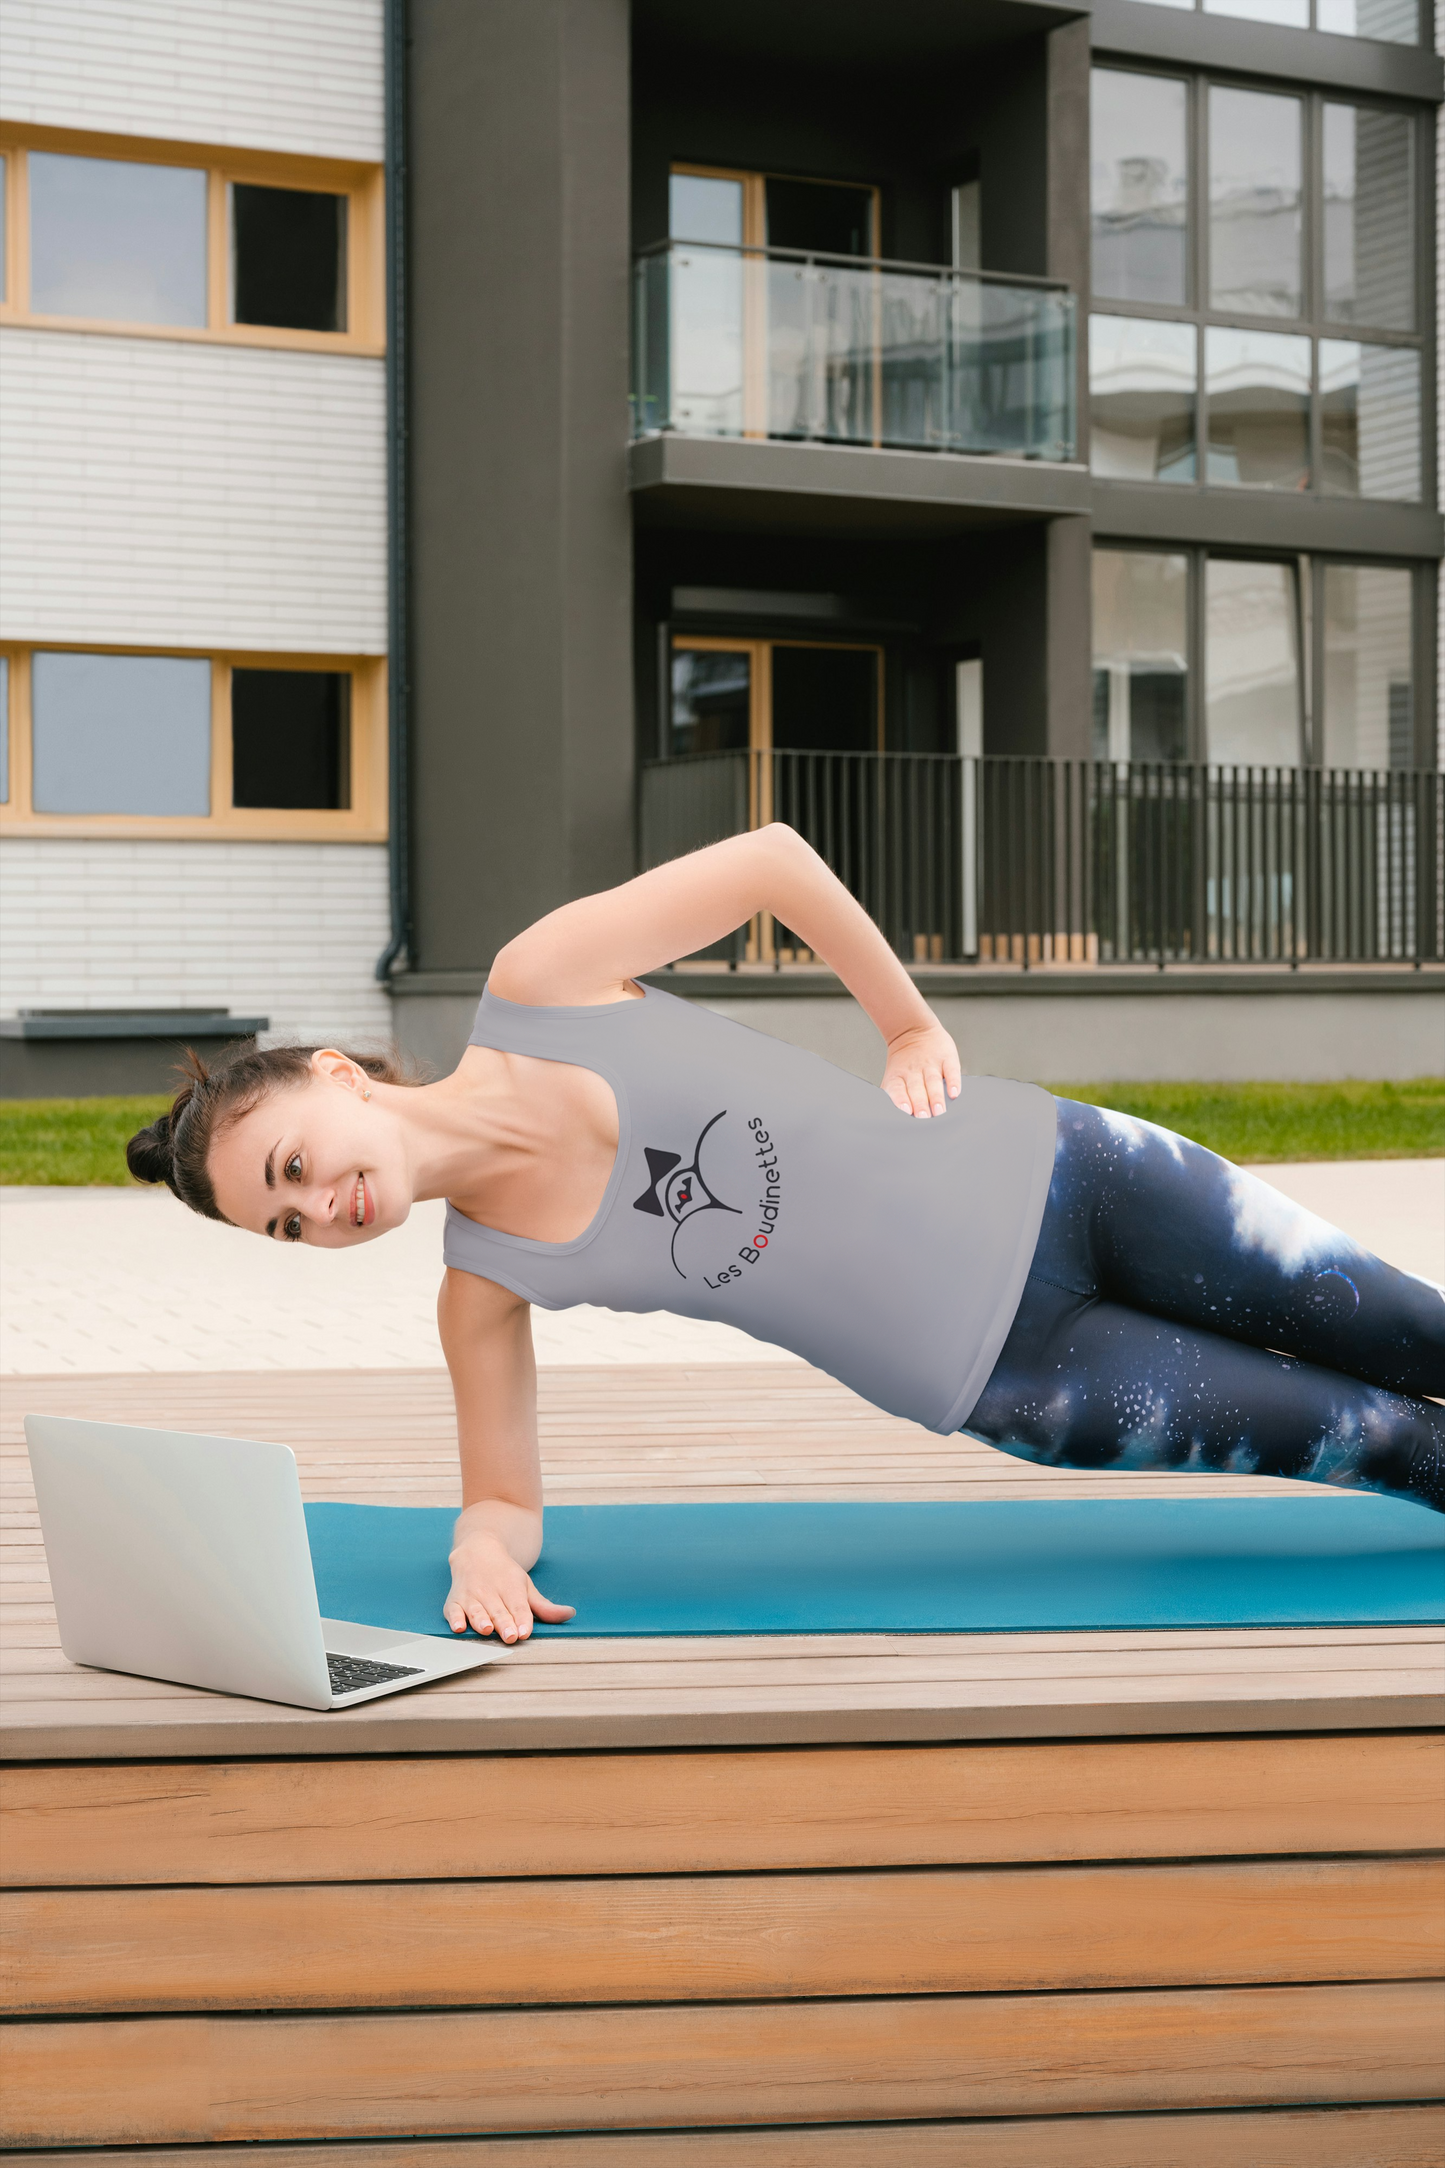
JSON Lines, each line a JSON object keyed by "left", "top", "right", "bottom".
{"left": 386, "top": 0, "right": 1444, "bottom": 1081}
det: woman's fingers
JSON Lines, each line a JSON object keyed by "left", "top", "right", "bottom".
{"left": 528, "top": 1580, "right": 577, "bottom": 1622}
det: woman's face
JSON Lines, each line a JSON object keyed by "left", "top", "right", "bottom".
{"left": 207, "top": 1061, "right": 412, "bottom": 1246}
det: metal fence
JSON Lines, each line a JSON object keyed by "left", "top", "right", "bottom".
{"left": 638, "top": 750, "right": 1444, "bottom": 967}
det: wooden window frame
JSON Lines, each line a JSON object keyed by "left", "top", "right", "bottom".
{"left": 0, "top": 646, "right": 387, "bottom": 841}
{"left": 0, "top": 124, "right": 383, "bottom": 355}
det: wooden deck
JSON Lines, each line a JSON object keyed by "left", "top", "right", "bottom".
{"left": 2, "top": 1364, "right": 1443, "bottom": 2161}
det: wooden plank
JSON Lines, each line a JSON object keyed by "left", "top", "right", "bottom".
{"left": 5, "top": 1735, "right": 1442, "bottom": 1887}
{"left": 6, "top": 2104, "right": 1445, "bottom": 2166}
{"left": 4, "top": 1983, "right": 1442, "bottom": 2146}
{"left": 7, "top": 1858, "right": 1440, "bottom": 2015}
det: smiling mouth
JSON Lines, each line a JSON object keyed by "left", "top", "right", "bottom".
{"left": 353, "top": 1174, "right": 367, "bottom": 1228}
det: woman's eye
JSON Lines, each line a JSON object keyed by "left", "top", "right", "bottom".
{"left": 283, "top": 1213, "right": 303, "bottom": 1242}
{"left": 285, "top": 1154, "right": 302, "bottom": 1182}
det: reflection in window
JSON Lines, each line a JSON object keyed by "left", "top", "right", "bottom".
{"left": 1205, "top": 327, "right": 1310, "bottom": 490}
{"left": 231, "top": 671, "right": 350, "bottom": 808}
{"left": 671, "top": 648, "right": 751, "bottom": 757}
{"left": 1092, "top": 551, "right": 1190, "bottom": 762}
{"left": 1089, "top": 315, "right": 1195, "bottom": 482}
{"left": 29, "top": 152, "right": 206, "bottom": 326}
{"left": 31, "top": 652, "right": 211, "bottom": 814}
{"left": 1090, "top": 70, "right": 1189, "bottom": 307}
{"left": 1320, "top": 340, "right": 1420, "bottom": 499}
{"left": 1321, "top": 565, "right": 1414, "bottom": 769}
{"left": 1204, "top": 0, "right": 1307, "bottom": 22}
{"left": 1208, "top": 88, "right": 1302, "bottom": 320}
{"left": 1323, "top": 105, "right": 1413, "bottom": 331}
{"left": 668, "top": 174, "right": 746, "bottom": 436}
{"left": 1205, "top": 559, "right": 1302, "bottom": 767}
{"left": 232, "top": 185, "right": 346, "bottom": 334}
{"left": 1316, "top": 0, "right": 1421, "bottom": 37}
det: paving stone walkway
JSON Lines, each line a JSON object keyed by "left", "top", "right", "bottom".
{"left": 1, "top": 1161, "right": 1439, "bottom": 1376}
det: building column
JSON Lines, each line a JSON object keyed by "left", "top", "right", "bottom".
{"left": 407, "top": 0, "right": 633, "bottom": 976}
{"left": 1046, "top": 17, "right": 1094, "bottom": 761}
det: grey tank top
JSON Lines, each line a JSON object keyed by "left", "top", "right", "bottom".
{"left": 444, "top": 984, "right": 1056, "bottom": 1435}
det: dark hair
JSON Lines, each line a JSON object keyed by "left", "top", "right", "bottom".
{"left": 126, "top": 1043, "right": 412, "bottom": 1221}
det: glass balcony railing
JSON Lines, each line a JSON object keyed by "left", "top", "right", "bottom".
{"left": 632, "top": 241, "right": 1077, "bottom": 463}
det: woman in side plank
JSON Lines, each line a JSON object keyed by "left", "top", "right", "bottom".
{"left": 127, "top": 826, "right": 1445, "bottom": 1639}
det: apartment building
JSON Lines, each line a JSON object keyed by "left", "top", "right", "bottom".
{"left": 1, "top": 0, "right": 1440, "bottom": 1091}
{"left": 0, "top": 0, "right": 392, "bottom": 1091}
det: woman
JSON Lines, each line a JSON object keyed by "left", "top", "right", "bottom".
{"left": 128, "top": 826, "right": 1444, "bottom": 1643}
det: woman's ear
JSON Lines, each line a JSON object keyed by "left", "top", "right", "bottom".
{"left": 311, "top": 1049, "right": 369, "bottom": 1092}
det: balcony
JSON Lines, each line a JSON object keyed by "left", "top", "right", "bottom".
{"left": 640, "top": 752, "right": 1443, "bottom": 969}
{"left": 629, "top": 244, "right": 1085, "bottom": 538}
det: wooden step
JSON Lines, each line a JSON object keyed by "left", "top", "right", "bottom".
{"left": 5, "top": 1982, "right": 1443, "bottom": 2148}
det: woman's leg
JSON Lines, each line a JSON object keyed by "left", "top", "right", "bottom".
{"left": 1031, "top": 1100, "right": 1445, "bottom": 1398}
{"left": 968, "top": 1275, "right": 1445, "bottom": 1511}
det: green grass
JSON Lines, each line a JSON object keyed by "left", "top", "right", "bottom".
{"left": 1049, "top": 1079, "right": 1445, "bottom": 1164}
{"left": 0, "top": 1095, "right": 170, "bottom": 1186}
{"left": 1, "top": 1079, "right": 1441, "bottom": 1185}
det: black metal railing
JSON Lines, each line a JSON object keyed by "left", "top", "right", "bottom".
{"left": 638, "top": 750, "right": 1444, "bottom": 967}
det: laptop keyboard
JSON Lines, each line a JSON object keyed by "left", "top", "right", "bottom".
{"left": 326, "top": 1652, "right": 424, "bottom": 1696}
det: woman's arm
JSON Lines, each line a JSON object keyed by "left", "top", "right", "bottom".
{"left": 491, "top": 825, "right": 962, "bottom": 1118}
{"left": 437, "top": 1267, "right": 575, "bottom": 1642}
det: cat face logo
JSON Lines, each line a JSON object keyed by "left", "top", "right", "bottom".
{"left": 632, "top": 1109, "right": 740, "bottom": 1277}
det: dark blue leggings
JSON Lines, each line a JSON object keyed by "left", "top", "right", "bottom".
{"left": 968, "top": 1101, "right": 1445, "bottom": 1513}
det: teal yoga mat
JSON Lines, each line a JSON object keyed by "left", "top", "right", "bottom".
{"left": 305, "top": 1496, "right": 1445, "bottom": 1638}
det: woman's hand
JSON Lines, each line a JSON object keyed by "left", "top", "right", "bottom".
{"left": 444, "top": 1531, "right": 575, "bottom": 1643}
{"left": 882, "top": 1019, "right": 963, "bottom": 1119}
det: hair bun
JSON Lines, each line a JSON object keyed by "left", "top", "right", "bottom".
{"left": 126, "top": 1112, "right": 175, "bottom": 1189}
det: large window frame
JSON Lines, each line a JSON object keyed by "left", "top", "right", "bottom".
{"left": 1091, "top": 540, "right": 1431, "bottom": 766}
{"left": 1088, "top": 63, "right": 1432, "bottom": 502}
{"left": 0, "top": 124, "right": 384, "bottom": 355}
{"left": 0, "top": 648, "right": 388, "bottom": 838}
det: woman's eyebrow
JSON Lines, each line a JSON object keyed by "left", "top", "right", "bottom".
{"left": 264, "top": 1145, "right": 278, "bottom": 1190}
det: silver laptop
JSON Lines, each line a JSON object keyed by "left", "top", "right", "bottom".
{"left": 25, "top": 1413, "right": 495, "bottom": 1711}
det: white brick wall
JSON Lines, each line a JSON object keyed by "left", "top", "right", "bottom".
{"left": 0, "top": 0, "right": 383, "bottom": 161}
{"left": 0, "top": 837, "right": 394, "bottom": 1046}
{"left": 0, "top": 330, "right": 387, "bottom": 653}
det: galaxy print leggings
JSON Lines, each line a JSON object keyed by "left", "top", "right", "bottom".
{"left": 967, "top": 1100, "right": 1445, "bottom": 1513}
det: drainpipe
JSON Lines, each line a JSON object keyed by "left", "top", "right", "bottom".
{"left": 375, "top": 0, "right": 412, "bottom": 982}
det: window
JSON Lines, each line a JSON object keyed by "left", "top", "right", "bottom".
{"left": 1320, "top": 564, "right": 1414, "bottom": 765}
{"left": 668, "top": 637, "right": 883, "bottom": 758}
{"left": 1089, "top": 316, "right": 1196, "bottom": 481}
{"left": 29, "top": 151, "right": 207, "bottom": 325}
{"left": 1205, "top": 559, "right": 1304, "bottom": 766}
{"left": 232, "top": 184, "right": 347, "bottom": 334}
{"left": 1088, "top": 69, "right": 1423, "bottom": 499}
{"left": 1090, "top": 544, "right": 1423, "bottom": 769}
{"left": 1092, "top": 550, "right": 1190, "bottom": 760}
{"left": 0, "top": 129, "right": 381, "bottom": 351}
{"left": 0, "top": 651, "right": 385, "bottom": 836}
{"left": 1145, "top": 0, "right": 1421, "bottom": 36}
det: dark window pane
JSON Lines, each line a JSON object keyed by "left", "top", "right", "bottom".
{"left": 232, "top": 184, "right": 346, "bottom": 333}
{"left": 764, "top": 179, "right": 873, "bottom": 258}
{"left": 231, "top": 670, "right": 350, "bottom": 808}
{"left": 30, "top": 151, "right": 206, "bottom": 325}
{"left": 1208, "top": 87, "right": 1302, "bottom": 320}
{"left": 771, "top": 645, "right": 879, "bottom": 753}
{"left": 32, "top": 652, "right": 211, "bottom": 814}
{"left": 1090, "top": 70, "right": 1188, "bottom": 307}
{"left": 1323, "top": 105, "right": 1414, "bottom": 330}
{"left": 671, "top": 648, "right": 750, "bottom": 757}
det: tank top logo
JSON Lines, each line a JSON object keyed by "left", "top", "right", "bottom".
{"left": 632, "top": 1109, "right": 741, "bottom": 1277}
